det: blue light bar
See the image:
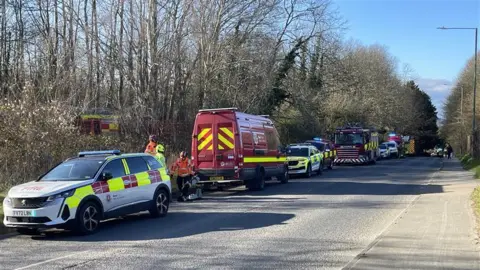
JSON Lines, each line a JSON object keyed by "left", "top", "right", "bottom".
{"left": 313, "top": 137, "right": 322, "bottom": 141}
{"left": 78, "top": 150, "right": 121, "bottom": 157}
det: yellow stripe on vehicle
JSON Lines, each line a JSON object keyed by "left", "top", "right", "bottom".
{"left": 159, "top": 168, "right": 170, "bottom": 181}
{"left": 108, "top": 177, "right": 125, "bottom": 192}
{"left": 198, "top": 128, "right": 211, "bottom": 140}
{"left": 121, "top": 159, "right": 130, "bottom": 175}
{"left": 220, "top": 127, "right": 234, "bottom": 139}
{"left": 207, "top": 144, "right": 213, "bottom": 150}
{"left": 218, "top": 144, "right": 225, "bottom": 150}
{"left": 136, "top": 172, "right": 151, "bottom": 186}
{"left": 244, "top": 157, "right": 287, "bottom": 163}
{"left": 65, "top": 185, "right": 95, "bottom": 208}
{"left": 218, "top": 133, "right": 234, "bottom": 149}
{"left": 198, "top": 134, "right": 213, "bottom": 150}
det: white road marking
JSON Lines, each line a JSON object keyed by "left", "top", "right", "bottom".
{"left": 14, "top": 250, "right": 90, "bottom": 270}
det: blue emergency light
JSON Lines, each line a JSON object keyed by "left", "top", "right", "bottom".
{"left": 313, "top": 137, "right": 322, "bottom": 141}
{"left": 78, "top": 150, "right": 121, "bottom": 157}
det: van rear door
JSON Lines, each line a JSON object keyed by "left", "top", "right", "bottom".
{"left": 193, "top": 111, "right": 237, "bottom": 180}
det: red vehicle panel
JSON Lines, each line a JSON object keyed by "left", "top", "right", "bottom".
{"left": 191, "top": 108, "right": 288, "bottom": 190}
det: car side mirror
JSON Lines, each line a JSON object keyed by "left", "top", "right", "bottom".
{"left": 101, "top": 171, "right": 113, "bottom": 181}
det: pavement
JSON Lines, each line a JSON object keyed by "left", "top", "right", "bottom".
{"left": 346, "top": 157, "right": 480, "bottom": 270}
{"left": 0, "top": 157, "right": 479, "bottom": 269}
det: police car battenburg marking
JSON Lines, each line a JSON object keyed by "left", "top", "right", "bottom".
{"left": 89, "top": 169, "right": 165, "bottom": 194}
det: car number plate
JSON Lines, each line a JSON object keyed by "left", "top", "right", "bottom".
{"left": 210, "top": 176, "right": 224, "bottom": 181}
{"left": 12, "top": 210, "right": 32, "bottom": 216}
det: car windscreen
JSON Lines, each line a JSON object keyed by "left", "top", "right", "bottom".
{"left": 387, "top": 143, "right": 396, "bottom": 148}
{"left": 40, "top": 159, "right": 106, "bottom": 181}
{"left": 380, "top": 145, "right": 387, "bottom": 149}
{"left": 286, "top": 147, "right": 309, "bottom": 157}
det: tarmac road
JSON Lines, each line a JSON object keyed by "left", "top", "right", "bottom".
{"left": 0, "top": 157, "right": 474, "bottom": 270}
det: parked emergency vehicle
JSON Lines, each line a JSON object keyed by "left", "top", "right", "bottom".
{"left": 191, "top": 108, "right": 288, "bottom": 191}
{"left": 333, "top": 125, "right": 379, "bottom": 164}
{"left": 3, "top": 150, "right": 171, "bottom": 235}
{"left": 304, "top": 137, "right": 335, "bottom": 170}
{"left": 286, "top": 143, "right": 323, "bottom": 177}
{"left": 387, "top": 133, "right": 404, "bottom": 157}
{"left": 75, "top": 109, "right": 120, "bottom": 135}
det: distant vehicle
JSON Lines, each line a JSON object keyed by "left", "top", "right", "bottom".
{"left": 286, "top": 143, "right": 323, "bottom": 177}
{"left": 333, "top": 125, "right": 379, "bottom": 165}
{"left": 75, "top": 109, "right": 120, "bottom": 135}
{"left": 304, "top": 137, "right": 335, "bottom": 170}
{"left": 379, "top": 144, "right": 390, "bottom": 159}
{"left": 191, "top": 108, "right": 288, "bottom": 191}
{"left": 3, "top": 150, "right": 171, "bottom": 235}
{"left": 383, "top": 141, "right": 399, "bottom": 158}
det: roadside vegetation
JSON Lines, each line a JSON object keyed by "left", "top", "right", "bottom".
{"left": 0, "top": 0, "right": 438, "bottom": 190}
{"left": 459, "top": 154, "right": 480, "bottom": 235}
{"left": 441, "top": 53, "right": 480, "bottom": 156}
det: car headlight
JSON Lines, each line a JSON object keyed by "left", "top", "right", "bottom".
{"left": 47, "top": 189, "right": 75, "bottom": 202}
{"left": 3, "top": 196, "right": 12, "bottom": 206}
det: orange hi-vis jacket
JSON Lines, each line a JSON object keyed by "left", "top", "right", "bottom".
{"left": 145, "top": 141, "right": 157, "bottom": 155}
{"left": 171, "top": 158, "right": 193, "bottom": 177}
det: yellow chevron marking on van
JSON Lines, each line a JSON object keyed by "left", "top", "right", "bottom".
{"left": 198, "top": 134, "right": 213, "bottom": 150}
{"left": 218, "top": 133, "right": 234, "bottom": 149}
{"left": 220, "top": 127, "right": 234, "bottom": 139}
{"left": 198, "top": 128, "right": 211, "bottom": 140}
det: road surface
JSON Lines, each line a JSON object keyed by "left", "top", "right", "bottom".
{"left": 1, "top": 157, "right": 479, "bottom": 269}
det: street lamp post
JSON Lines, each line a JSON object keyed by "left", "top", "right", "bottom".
{"left": 438, "top": 26, "right": 478, "bottom": 155}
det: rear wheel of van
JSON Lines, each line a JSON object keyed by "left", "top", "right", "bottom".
{"left": 279, "top": 168, "right": 289, "bottom": 184}
{"left": 247, "top": 169, "right": 265, "bottom": 191}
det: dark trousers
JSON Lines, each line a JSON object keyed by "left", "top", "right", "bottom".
{"left": 447, "top": 152, "right": 452, "bottom": 159}
{"left": 177, "top": 175, "right": 191, "bottom": 198}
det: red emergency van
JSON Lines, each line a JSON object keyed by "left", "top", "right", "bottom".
{"left": 191, "top": 108, "right": 288, "bottom": 191}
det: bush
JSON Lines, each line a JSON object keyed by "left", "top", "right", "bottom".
{"left": 0, "top": 99, "right": 136, "bottom": 190}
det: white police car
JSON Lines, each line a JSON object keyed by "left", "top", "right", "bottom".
{"left": 2, "top": 150, "right": 172, "bottom": 235}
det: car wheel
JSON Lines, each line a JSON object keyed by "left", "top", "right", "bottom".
{"left": 75, "top": 201, "right": 101, "bottom": 235}
{"left": 317, "top": 162, "right": 323, "bottom": 175}
{"left": 279, "top": 168, "right": 289, "bottom": 184}
{"left": 149, "top": 188, "right": 170, "bottom": 218}
{"left": 16, "top": 228, "right": 41, "bottom": 236}
{"left": 305, "top": 165, "right": 312, "bottom": 178}
{"left": 328, "top": 160, "right": 333, "bottom": 170}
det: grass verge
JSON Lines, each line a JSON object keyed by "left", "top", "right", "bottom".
{"left": 462, "top": 154, "right": 480, "bottom": 236}
{"left": 471, "top": 187, "right": 480, "bottom": 236}
{"left": 460, "top": 154, "right": 480, "bottom": 178}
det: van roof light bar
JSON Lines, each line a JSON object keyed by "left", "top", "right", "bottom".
{"left": 198, "top": 107, "right": 238, "bottom": 112}
{"left": 78, "top": 150, "right": 121, "bottom": 157}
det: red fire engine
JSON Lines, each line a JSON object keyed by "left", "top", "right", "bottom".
{"left": 333, "top": 125, "right": 379, "bottom": 165}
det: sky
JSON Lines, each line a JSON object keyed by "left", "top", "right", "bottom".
{"left": 334, "top": 0, "right": 480, "bottom": 119}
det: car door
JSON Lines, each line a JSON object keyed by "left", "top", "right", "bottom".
{"left": 96, "top": 158, "right": 128, "bottom": 211}
{"left": 124, "top": 157, "right": 151, "bottom": 203}
{"left": 310, "top": 147, "right": 320, "bottom": 170}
